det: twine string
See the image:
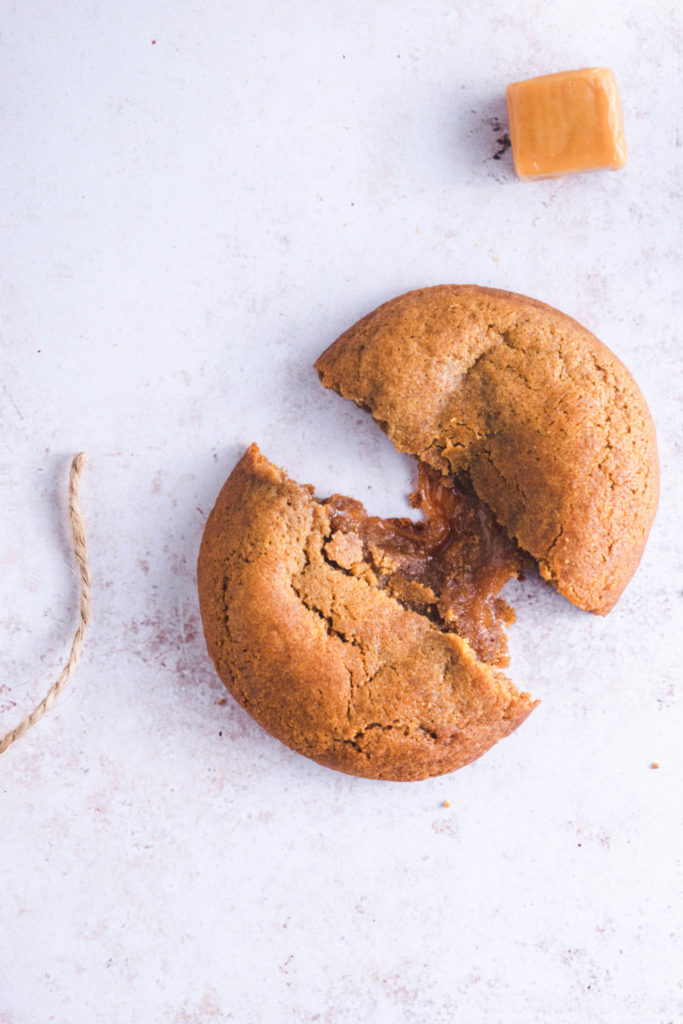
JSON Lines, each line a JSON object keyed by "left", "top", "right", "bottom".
{"left": 0, "top": 452, "right": 90, "bottom": 755}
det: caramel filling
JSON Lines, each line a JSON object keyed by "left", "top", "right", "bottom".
{"left": 324, "top": 464, "right": 526, "bottom": 666}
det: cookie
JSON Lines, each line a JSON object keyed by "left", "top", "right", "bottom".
{"left": 198, "top": 444, "right": 537, "bottom": 781}
{"left": 198, "top": 285, "right": 658, "bottom": 780}
{"left": 315, "top": 285, "right": 659, "bottom": 614}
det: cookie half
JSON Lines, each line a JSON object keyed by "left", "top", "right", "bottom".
{"left": 198, "top": 444, "right": 537, "bottom": 781}
{"left": 316, "top": 285, "right": 659, "bottom": 614}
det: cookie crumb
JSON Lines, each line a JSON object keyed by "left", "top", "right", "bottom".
{"left": 218, "top": 698, "right": 227, "bottom": 705}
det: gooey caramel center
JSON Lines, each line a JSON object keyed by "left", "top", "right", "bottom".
{"left": 324, "top": 464, "right": 526, "bottom": 666}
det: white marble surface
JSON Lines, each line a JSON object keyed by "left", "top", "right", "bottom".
{"left": 1, "top": 2, "right": 681, "bottom": 1021}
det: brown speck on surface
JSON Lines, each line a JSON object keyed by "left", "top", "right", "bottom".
{"left": 493, "top": 132, "right": 511, "bottom": 160}
{"left": 218, "top": 698, "right": 227, "bottom": 706}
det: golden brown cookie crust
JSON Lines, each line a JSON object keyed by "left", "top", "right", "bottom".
{"left": 315, "top": 285, "right": 659, "bottom": 614}
{"left": 197, "top": 444, "right": 537, "bottom": 781}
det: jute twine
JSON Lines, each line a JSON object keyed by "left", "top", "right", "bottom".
{"left": 0, "top": 452, "right": 90, "bottom": 756}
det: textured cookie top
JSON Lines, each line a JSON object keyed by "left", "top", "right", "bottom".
{"left": 197, "top": 445, "right": 536, "bottom": 781}
{"left": 315, "top": 285, "right": 659, "bottom": 614}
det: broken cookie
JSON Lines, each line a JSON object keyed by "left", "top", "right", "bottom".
{"left": 198, "top": 285, "right": 658, "bottom": 780}
{"left": 316, "top": 285, "right": 659, "bottom": 615}
{"left": 197, "top": 444, "right": 537, "bottom": 781}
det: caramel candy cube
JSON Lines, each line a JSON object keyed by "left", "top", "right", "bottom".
{"left": 506, "top": 67, "right": 627, "bottom": 180}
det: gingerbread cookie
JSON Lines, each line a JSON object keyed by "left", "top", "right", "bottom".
{"left": 316, "top": 285, "right": 659, "bottom": 614}
{"left": 198, "top": 444, "right": 537, "bottom": 781}
{"left": 198, "top": 285, "right": 658, "bottom": 780}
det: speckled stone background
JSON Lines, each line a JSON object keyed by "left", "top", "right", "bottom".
{"left": 1, "top": 2, "right": 681, "bottom": 1022}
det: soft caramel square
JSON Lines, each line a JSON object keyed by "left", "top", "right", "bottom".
{"left": 506, "top": 67, "right": 627, "bottom": 180}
